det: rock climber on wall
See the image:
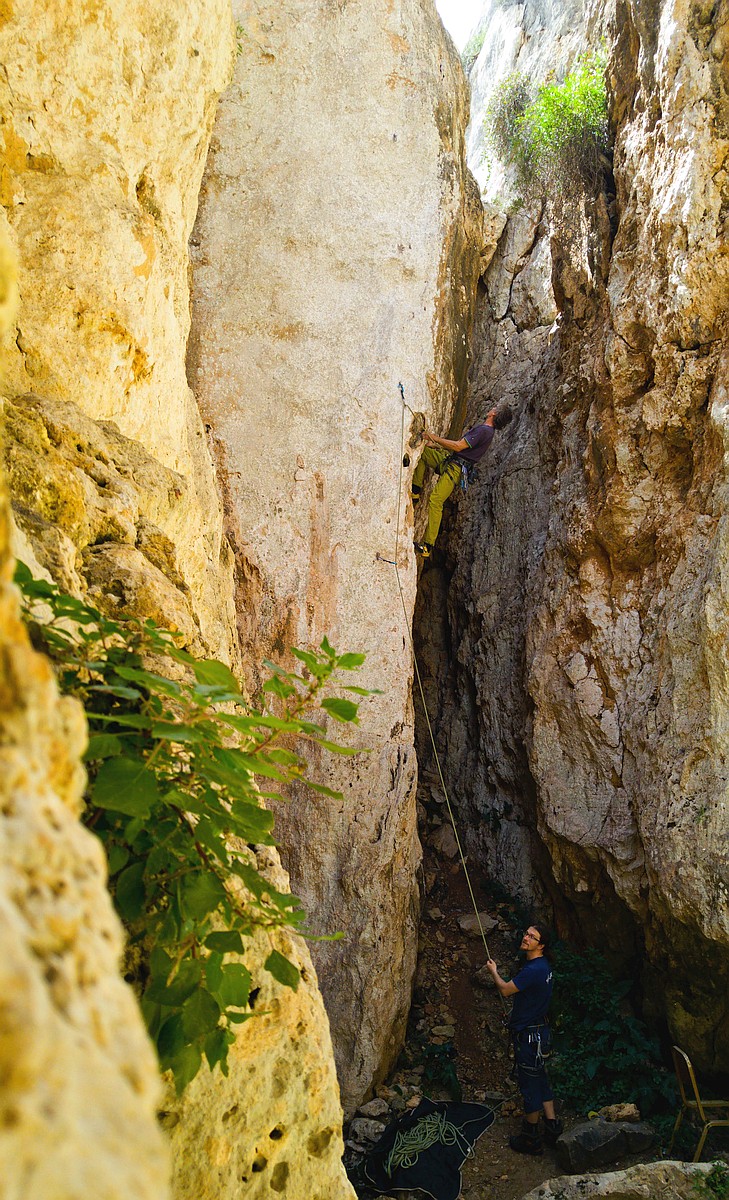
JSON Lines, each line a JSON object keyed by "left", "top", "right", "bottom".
{"left": 412, "top": 403, "right": 513, "bottom": 558}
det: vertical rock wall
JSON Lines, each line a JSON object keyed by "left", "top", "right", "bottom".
{"left": 0, "top": 3, "right": 361, "bottom": 1195}
{"left": 420, "top": 0, "right": 729, "bottom": 1068}
{"left": 188, "top": 0, "right": 483, "bottom": 1109}
{"left": 0, "top": 0, "right": 238, "bottom": 659}
{"left": 0, "top": 216, "right": 169, "bottom": 1200}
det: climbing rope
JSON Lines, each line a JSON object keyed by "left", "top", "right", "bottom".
{"left": 384, "top": 1110, "right": 473, "bottom": 1176}
{"left": 388, "top": 382, "right": 508, "bottom": 1018}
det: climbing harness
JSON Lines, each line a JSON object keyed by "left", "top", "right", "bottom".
{"left": 444, "top": 453, "right": 477, "bottom": 492}
{"left": 384, "top": 1110, "right": 473, "bottom": 1176}
{"left": 385, "top": 382, "right": 509, "bottom": 1018}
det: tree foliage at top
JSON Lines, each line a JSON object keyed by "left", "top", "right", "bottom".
{"left": 484, "top": 53, "right": 609, "bottom": 201}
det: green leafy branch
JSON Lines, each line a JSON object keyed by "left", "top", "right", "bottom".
{"left": 15, "top": 561, "right": 374, "bottom": 1093}
{"left": 483, "top": 53, "right": 609, "bottom": 203}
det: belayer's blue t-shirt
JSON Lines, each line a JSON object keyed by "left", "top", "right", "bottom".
{"left": 509, "top": 956, "right": 553, "bottom": 1031}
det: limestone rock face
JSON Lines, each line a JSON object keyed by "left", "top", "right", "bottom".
{"left": 0, "top": 0, "right": 238, "bottom": 660}
{"left": 0, "top": 223, "right": 168, "bottom": 1200}
{"left": 419, "top": 0, "right": 729, "bottom": 1068}
{"left": 519, "top": 1160, "right": 714, "bottom": 1200}
{"left": 164, "top": 852, "right": 355, "bottom": 1200}
{"left": 1, "top": 4, "right": 359, "bottom": 1196}
{"left": 189, "top": 0, "right": 483, "bottom": 1109}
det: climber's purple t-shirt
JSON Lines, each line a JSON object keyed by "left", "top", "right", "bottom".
{"left": 459, "top": 422, "right": 495, "bottom": 464}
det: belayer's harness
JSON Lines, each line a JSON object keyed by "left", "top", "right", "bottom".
{"left": 510, "top": 1022, "right": 551, "bottom": 1073}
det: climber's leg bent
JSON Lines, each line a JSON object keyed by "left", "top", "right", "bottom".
{"left": 424, "top": 463, "right": 459, "bottom": 546}
{"left": 412, "top": 445, "right": 449, "bottom": 495}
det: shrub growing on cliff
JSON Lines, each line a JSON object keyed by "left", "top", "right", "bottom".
{"left": 16, "top": 562, "right": 372, "bottom": 1093}
{"left": 461, "top": 26, "right": 486, "bottom": 72}
{"left": 484, "top": 53, "right": 609, "bottom": 199}
{"left": 550, "top": 944, "right": 675, "bottom": 1116}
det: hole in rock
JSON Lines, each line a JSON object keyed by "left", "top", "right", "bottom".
{"left": 271, "top": 1162, "right": 289, "bottom": 1192}
{"left": 251, "top": 1154, "right": 267, "bottom": 1173}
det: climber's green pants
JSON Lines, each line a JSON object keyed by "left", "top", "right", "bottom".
{"left": 412, "top": 446, "right": 462, "bottom": 546}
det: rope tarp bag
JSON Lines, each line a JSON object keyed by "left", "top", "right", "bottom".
{"left": 361, "top": 1097, "right": 496, "bottom": 1200}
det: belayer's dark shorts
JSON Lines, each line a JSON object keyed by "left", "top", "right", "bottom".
{"left": 512, "top": 1025, "right": 554, "bottom": 1113}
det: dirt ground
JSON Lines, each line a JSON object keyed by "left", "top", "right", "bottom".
{"left": 346, "top": 805, "right": 666, "bottom": 1200}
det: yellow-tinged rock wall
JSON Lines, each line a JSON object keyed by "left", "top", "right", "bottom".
{"left": 0, "top": 0, "right": 239, "bottom": 660}
{"left": 164, "top": 851, "right": 355, "bottom": 1200}
{"left": 0, "top": 209, "right": 169, "bottom": 1200}
{"left": 0, "top": 3, "right": 360, "bottom": 1195}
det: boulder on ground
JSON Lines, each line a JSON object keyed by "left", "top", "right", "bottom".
{"left": 555, "top": 1119, "right": 656, "bottom": 1173}
{"left": 457, "top": 911, "right": 499, "bottom": 936}
{"left": 520, "top": 1160, "right": 714, "bottom": 1199}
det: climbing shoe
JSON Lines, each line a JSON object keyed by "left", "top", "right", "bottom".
{"left": 411, "top": 484, "right": 422, "bottom": 503}
{"left": 509, "top": 1122, "right": 543, "bottom": 1156}
{"left": 542, "top": 1117, "right": 564, "bottom": 1146}
{"left": 413, "top": 541, "right": 432, "bottom": 558}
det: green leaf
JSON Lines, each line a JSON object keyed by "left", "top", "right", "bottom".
{"left": 147, "top": 958, "right": 202, "bottom": 1006}
{"left": 87, "top": 683, "right": 143, "bottom": 701}
{"left": 303, "top": 780, "right": 343, "bottom": 799}
{"left": 181, "top": 988, "right": 221, "bottom": 1039}
{"left": 205, "top": 931, "right": 245, "bottom": 954}
{"left": 225, "top": 802, "right": 275, "bottom": 841}
{"left": 193, "top": 659, "right": 241, "bottom": 693}
{"left": 204, "top": 1026, "right": 231, "bottom": 1073}
{"left": 151, "top": 721, "right": 210, "bottom": 744}
{"left": 114, "top": 666, "right": 183, "bottom": 697}
{"left": 157, "top": 1014, "right": 186, "bottom": 1065}
{"left": 180, "top": 872, "right": 226, "bottom": 921}
{"left": 336, "top": 652, "right": 366, "bottom": 669}
{"left": 91, "top": 757, "right": 160, "bottom": 816}
{"left": 218, "top": 963, "right": 252, "bottom": 1008}
{"left": 85, "top": 712, "right": 152, "bottom": 730}
{"left": 107, "top": 843, "right": 129, "bottom": 875}
{"left": 310, "top": 737, "right": 359, "bottom": 756}
{"left": 205, "top": 952, "right": 223, "bottom": 993}
{"left": 114, "top": 862, "right": 146, "bottom": 921}
{"left": 321, "top": 697, "right": 359, "bottom": 724}
{"left": 264, "top": 949, "right": 300, "bottom": 992}
{"left": 171, "top": 1043, "right": 203, "bottom": 1095}
{"left": 218, "top": 713, "right": 301, "bottom": 735}
{"left": 227, "top": 1010, "right": 256, "bottom": 1024}
{"left": 291, "top": 648, "right": 329, "bottom": 679}
{"left": 84, "top": 733, "right": 123, "bottom": 761}
{"left": 262, "top": 676, "right": 296, "bottom": 699}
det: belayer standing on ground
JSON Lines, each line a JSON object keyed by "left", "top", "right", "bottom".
{"left": 412, "top": 403, "right": 513, "bottom": 558}
{"left": 486, "top": 922, "right": 563, "bottom": 1156}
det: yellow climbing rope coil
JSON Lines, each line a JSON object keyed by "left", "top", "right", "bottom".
{"left": 386, "top": 382, "right": 508, "bottom": 1017}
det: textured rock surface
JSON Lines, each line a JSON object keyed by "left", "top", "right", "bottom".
{"left": 0, "top": 216, "right": 168, "bottom": 1200}
{"left": 189, "top": 0, "right": 483, "bottom": 1109}
{"left": 0, "top": 0, "right": 238, "bottom": 660}
{"left": 0, "top": 4, "right": 359, "bottom": 1196}
{"left": 519, "top": 1160, "right": 713, "bottom": 1200}
{"left": 164, "top": 851, "right": 355, "bottom": 1200}
{"left": 420, "top": 0, "right": 729, "bottom": 1067}
{"left": 555, "top": 1120, "right": 656, "bottom": 1173}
